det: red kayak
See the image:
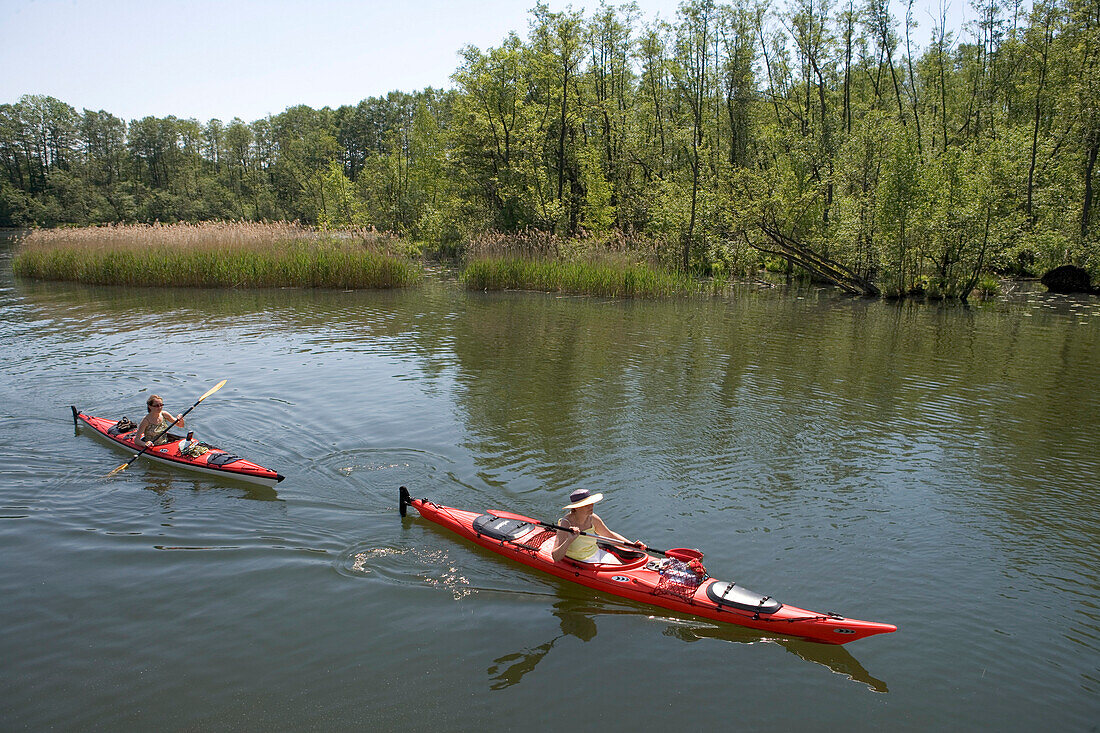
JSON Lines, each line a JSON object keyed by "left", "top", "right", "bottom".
{"left": 73, "top": 407, "right": 284, "bottom": 487}
{"left": 400, "top": 488, "right": 896, "bottom": 645}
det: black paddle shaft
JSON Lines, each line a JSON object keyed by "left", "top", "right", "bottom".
{"left": 487, "top": 509, "right": 669, "bottom": 556}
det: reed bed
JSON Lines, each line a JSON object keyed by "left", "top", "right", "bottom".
{"left": 12, "top": 222, "right": 421, "bottom": 289}
{"left": 461, "top": 255, "right": 699, "bottom": 298}
{"left": 460, "top": 231, "right": 698, "bottom": 298}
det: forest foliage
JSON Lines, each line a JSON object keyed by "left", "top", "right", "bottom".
{"left": 3, "top": 0, "right": 1098, "bottom": 297}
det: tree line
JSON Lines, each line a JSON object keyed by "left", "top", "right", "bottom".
{"left": 2, "top": 0, "right": 1098, "bottom": 297}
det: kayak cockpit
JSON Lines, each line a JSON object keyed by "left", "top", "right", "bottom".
{"left": 561, "top": 545, "right": 649, "bottom": 570}
{"left": 593, "top": 544, "right": 648, "bottom": 565}
{"left": 471, "top": 513, "right": 648, "bottom": 569}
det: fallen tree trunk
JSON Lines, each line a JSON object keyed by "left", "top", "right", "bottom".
{"left": 755, "top": 221, "right": 880, "bottom": 296}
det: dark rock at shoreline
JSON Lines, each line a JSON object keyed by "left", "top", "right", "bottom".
{"left": 1040, "top": 265, "right": 1097, "bottom": 294}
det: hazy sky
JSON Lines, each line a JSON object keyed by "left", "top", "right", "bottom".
{"left": 2, "top": 0, "right": 974, "bottom": 123}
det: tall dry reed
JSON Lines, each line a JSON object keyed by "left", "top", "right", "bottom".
{"left": 13, "top": 222, "right": 421, "bottom": 289}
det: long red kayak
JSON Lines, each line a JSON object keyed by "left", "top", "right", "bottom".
{"left": 400, "top": 488, "right": 896, "bottom": 645}
{"left": 74, "top": 407, "right": 284, "bottom": 487}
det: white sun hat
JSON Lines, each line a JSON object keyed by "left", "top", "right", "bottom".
{"left": 564, "top": 489, "right": 604, "bottom": 510}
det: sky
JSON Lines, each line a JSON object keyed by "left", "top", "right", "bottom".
{"left": 1, "top": 0, "right": 975, "bottom": 124}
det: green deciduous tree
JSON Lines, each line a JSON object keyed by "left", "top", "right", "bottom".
{"left": 2, "top": 0, "right": 1098, "bottom": 293}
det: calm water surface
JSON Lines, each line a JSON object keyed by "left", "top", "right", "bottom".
{"left": 1, "top": 233, "right": 1098, "bottom": 730}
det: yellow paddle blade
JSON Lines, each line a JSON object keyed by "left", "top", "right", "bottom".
{"left": 198, "top": 379, "right": 227, "bottom": 403}
{"left": 105, "top": 460, "right": 133, "bottom": 478}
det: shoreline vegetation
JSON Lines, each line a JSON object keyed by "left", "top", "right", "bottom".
{"left": 11, "top": 221, "right": 1006, "bottom": 298}
{"left": 3, "top": 1, "right": 1098, "bottom": 300}
{"left": 10, "top": 223, "right": 712, "bottom": 296}
{"left": 461, "top": 256, "right": 704, "bottom": 298}
{"left": 11, "top": 222, "right": 421, "bottom": 289}
{"left": 459, "top": 230, "right": 709, "bottom": 297}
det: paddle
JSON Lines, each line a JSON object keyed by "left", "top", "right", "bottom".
{"left": 105, "top": 380, "right": 227, "bottom": 478}
{"left": 487, "top": 508, "right": 669, "bottom": 557}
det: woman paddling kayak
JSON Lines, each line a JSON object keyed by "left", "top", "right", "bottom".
{"left": 551, "top": 489, "right": 646, "bottom": 565}
{"left": 134, "top": 394, "right": 183, "bottom": 447}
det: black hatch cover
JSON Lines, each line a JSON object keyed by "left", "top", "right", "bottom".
{"left": 473, "top": 514, "right": 533, "bottom": 541}
{"left": 706, "top": 580, "right": 783, "bottom": 614}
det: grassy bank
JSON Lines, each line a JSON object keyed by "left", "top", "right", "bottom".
{"left": 461, "top": 256, "right": 702, "bottom": 298}
{"left": 12, "top": 222, "right": 422, "bottom": 289}
{"left": 459, "top": 231, "right": 704, "bottom": 298}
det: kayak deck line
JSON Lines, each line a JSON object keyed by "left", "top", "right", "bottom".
{"left": 399, "top": 487, "right": 897, "bottom": 645}
{"left": 74, "top": 407, "right": 284, "bottom": 487}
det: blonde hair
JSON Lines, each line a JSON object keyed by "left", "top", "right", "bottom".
{"left": 146, "top": 394, "right": 163, "bottom": 409}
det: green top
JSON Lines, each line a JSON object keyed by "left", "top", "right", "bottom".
{"left": 140, "top": 417, "right": 171, "bottom": 445}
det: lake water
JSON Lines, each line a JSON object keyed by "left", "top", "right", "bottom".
{"left": 1, "top": 232, "right": 1098, "bottom": 730}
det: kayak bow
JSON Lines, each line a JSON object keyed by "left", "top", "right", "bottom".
{"left": 399, "top": 487, "right": 896, "bottom": 645}
{"left": 74, "top": 407, "right": 284, "bottom": 487}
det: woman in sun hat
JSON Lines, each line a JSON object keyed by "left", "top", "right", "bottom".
{"left": 550, "top": 489, "right": 646, "bottom": 565}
